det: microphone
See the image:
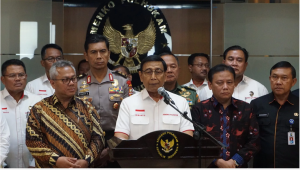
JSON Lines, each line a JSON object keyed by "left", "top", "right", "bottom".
{"left": 157, "top": 87, "right": 175, "bottom": 105}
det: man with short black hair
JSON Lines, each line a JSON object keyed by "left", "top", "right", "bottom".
{"left": 77, "top": 59, "right": 90, "bottom": 75}
{"left": 192, "top": 64, "right": 260, "bottom": 168}
{"left": 26, "top": 60, "right": 105, "bottom": 168}
{"left": 26, "top": 44, "right": 64, "bottom": 97}
{"left": 251, "top": 61, "right": 299, "bottom": 168}
{"left": 184, "top": 53, "right": 212, "bottom": 101}
{"left": 1, "top": 59, "right": 41, "bottom": 168}
{"left": 223, "top": 45, "right": 268, "bottom": 103}
{"left": 159, "top": 52, "right": 200, "bottom": 109}
{"left": 114, "top": 55, "right": 194, "bottom": 140}
{"left": 113, "top": 65, "right": 132, "bottom": 81}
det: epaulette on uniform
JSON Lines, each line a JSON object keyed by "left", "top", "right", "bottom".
{"left": 182, "top": 85, "right": 197, "bottom": 92}
{"left": 77, "top": 73, "right": 87, "bottom": 79}
{"left": 113, "top": 70, "right": 128, "bottom": 79}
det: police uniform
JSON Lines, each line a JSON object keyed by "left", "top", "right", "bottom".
{"left": 169, "top": 83, "right": 200, "bottom": 110}
{"left": 251, "top": 92, "right": 299, "bottom": 168}
{"left": 77, "top": 69, "right": 131, "bottom": 140}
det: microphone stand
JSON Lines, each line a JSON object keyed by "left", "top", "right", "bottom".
{"left": 163, "top": 98, "right": 226, "bottom": 168}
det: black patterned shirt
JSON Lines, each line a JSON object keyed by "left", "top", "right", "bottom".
{"left": 191, "top": 96, "right": 260, "bottom": 167}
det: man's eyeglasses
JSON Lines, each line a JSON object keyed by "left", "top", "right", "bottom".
{"left": 43, "top": 57, "right": 63, "bottom": 63}
{"left": 52, "top": 77, "right": 78, "bottom": 84}
{"left": 142, "top": 69, "right": 164, "bottom": 76}
{"left": 3, "top": 73, "right": 26, "bottom": 79}
{"left": 193, "top": 63, "right": 209, "bottom": 68}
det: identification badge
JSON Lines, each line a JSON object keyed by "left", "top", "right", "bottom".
{"left": 288, "top": 131, "right": 296, "bottom": 145}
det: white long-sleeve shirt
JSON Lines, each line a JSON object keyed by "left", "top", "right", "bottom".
{"left": 25, "top": 73, "right": 55, "bottom": 98}
{"left": 0, "top": 113, "right": 10, "bottom": 167}
{"left": 0, "top": 88, "right": 41, "bottom": 168}
{"left": 232, "top": 75, "right": 268, "bottom": 103}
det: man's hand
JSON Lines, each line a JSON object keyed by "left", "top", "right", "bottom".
{"left": 215, "top": 159, "right": 236, "bottom": 168}
{"left": 56, "top": 157, "right": 81, "bottom": 168}
{"left": 74, "top": 159, "right": 89, "bottom": 168}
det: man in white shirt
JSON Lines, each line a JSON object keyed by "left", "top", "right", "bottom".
{"left": 114, "top": 55, "right": 194, "bottom": 140}
{"left": 222, "top": 45, "right": 268, "bottom": 103}
{"left": 25, "top": 44, "right": 63, "bottom": 97}
{"left": 183, "top": 53, "right": 212, "bottom": 101}
{"left": 1, "top": 59, "right": 41, "bottom": 168}
{"left": 0, "top": 113, "right": 10, "bottom": 168}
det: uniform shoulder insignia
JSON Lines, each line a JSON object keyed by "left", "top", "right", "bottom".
{"left": 182, "top": 86, "right": 196, "bottom": 92}
{"left": 77, "top": 73, "right": 87, "bottom": 79}
{"left": 113, "top": 70, "right": 128, "bottom": 79}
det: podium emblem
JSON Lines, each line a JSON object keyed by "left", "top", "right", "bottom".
{"left": 156, "top": 131, "right": 179, "bottom": 159}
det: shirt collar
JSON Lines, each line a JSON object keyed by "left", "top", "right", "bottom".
{"left": 240, "top": 75, "right": 247, "bottom": 84}
{"left": 210, "top": 95, "right": 238, "bottom": 108}
{"left": 3, "top": 88, "right": 27, "bottom": 100}
{"left": 141, "top": 88, "right": 163, "bottom": 101}
{"left": 190, "top": 78, "right": 208, "bottom": 86}
{"left": 88, "top": 69, "right": 113, "bottom": 84}
{"left": 169, "top": 82, "right": 181, "bottom": 93}
{"left": 42, "top": 73, "right": 50, "bottom": 83}
{"left": 51, "top": 93, "right": 76, "bottom": 108}
{"left": 269, "top": 92, "right": 296, "bottom": 105}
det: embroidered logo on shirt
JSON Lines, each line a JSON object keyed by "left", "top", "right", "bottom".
{"left": 250, "top": 91, "right": 254, "bottom": 97}
{"left": 2, "top": 108, "right": 9, "bottom": 113}
{"left": 163, "top": 114, "right": 178, "bottom": 116}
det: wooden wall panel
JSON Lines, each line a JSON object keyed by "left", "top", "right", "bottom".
{"left": 62, "top": 6, "right": 224, "bottom": 85}
{"left": 52, "top": 2, "right": 64, "bottom": 49}
{"left": 64, "top": 7, "right": 96, "bottom": 53}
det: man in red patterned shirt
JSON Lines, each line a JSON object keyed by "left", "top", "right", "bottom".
{"left": 191, "top": 64, "right": 260, "bottom": 168}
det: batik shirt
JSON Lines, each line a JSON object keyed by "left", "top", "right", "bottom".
{"left": 26, "top": 94, "right": 105, "bottom": 168}
{"left": 191, "top": 96, "right": 260, "bottom": 167}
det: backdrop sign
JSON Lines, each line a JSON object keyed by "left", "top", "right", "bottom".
{"left": 87, "top": 0, "right": 172, "bottom": 91}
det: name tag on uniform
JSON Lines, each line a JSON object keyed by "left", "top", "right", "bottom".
{"left": 288, "top": 132, "right": 296, "bottom": 145}
{"left": 257, "top": 113, "right": 269, "bottom": 117}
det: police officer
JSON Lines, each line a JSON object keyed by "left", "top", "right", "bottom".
{"left": 77, "top": 34, "right": 131, "bottom": 167}
{"left": 159, "top": 52, "right": 200, "bottom": 109}
{"left": 251, "top": 61, "right": 299, "bottom": 168}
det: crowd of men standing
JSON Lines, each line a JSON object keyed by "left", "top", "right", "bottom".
{"left": 0, "top": 34, "right": 298, "bottom": 168}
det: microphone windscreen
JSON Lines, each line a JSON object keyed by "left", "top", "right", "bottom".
{"left": 157, "top": 87, "right": 164, "bottom": 95}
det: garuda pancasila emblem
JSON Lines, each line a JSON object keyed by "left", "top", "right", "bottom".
{"left": 103, "top": 17, "right": 156, "bottom": 73}
{"left": 160, "top": 139, "right": 174, "bottom": 153}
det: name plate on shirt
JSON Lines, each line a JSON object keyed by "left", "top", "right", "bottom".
{"left": 257, "top": 113, "right": 269, "bottom": 118}
{"left": 78, "top": 92, "right": 89, "bottom": 96}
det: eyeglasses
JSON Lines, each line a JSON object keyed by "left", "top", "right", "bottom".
{"left": 142, "top": 69, "right": 164, "bottom": 76}
{"left": 52, "top": 77, "right": 78, "bottom": 84}
{"left": 193, "top": 63, "right": 209, "bottom": 68}
{"left": 43, "top": 57, "right": 63, "bottom": 63}
{"left": 3, "top": 73, "right": 26, "bottom": 79}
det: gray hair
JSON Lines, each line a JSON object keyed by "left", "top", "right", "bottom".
{"left": 49, "top": 60, "right": 76, "bottom": 79}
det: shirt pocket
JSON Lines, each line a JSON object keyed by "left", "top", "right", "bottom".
{"left": 162, "top": 114, "right": 180, "bottom": 125}
{"left": 131, "top": 116, "right": 149, "bottom": 124}
{"left": 257, "top": 117, "right": 271, "bottom": 126}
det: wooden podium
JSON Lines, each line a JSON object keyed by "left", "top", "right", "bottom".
{"left": 107, "top": 130, "right": 221, "bottom": 168}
